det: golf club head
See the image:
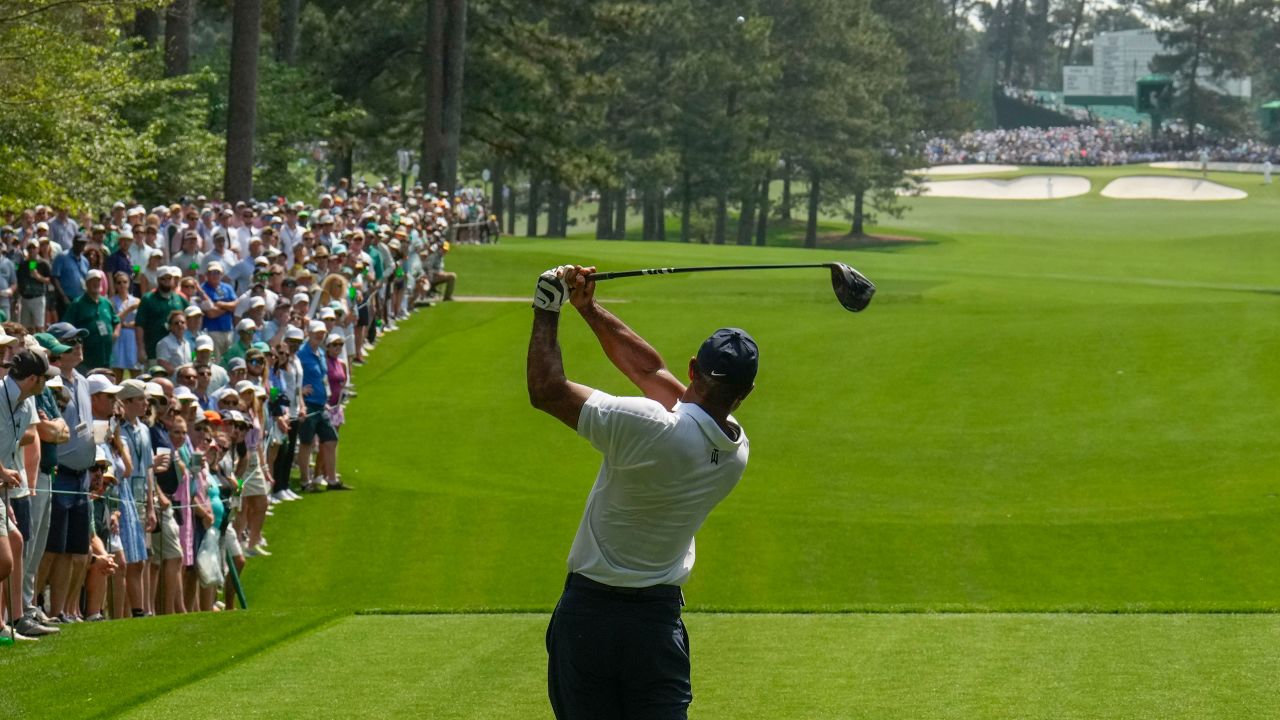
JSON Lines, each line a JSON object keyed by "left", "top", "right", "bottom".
{"left": 829, "top": 263, "right": 876, "bottom": 312}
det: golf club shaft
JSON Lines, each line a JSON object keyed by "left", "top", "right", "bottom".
{"left": 585, "top": 263, "right": 834, "bottom": 282}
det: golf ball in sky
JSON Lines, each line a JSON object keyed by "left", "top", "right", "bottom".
{"left": 736, "top": 16, "right": 745, "bottom": 24}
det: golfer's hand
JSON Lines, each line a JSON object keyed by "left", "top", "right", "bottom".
{"left": 566, "top": 265, "right": 597, "bottom": 312}
{"left": 0, "top": 467, "right": 21, "bottom": 488}
{"left": 533, "top": 265, "right": 573, "bottom": 313}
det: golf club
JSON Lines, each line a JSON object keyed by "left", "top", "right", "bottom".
{"left": 584, "top": 262, "right": 876, "bottom": 312}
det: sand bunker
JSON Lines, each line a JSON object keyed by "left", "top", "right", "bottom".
{"left": 912, "top": 175, "right": 1090, "bottom": 200}
{"left": 909, "top": 164, "right": 1020, "bottom": 176}
{"left": 1149, "top": 161, "right": 1270, "bottom": 174}
{"left": 1100, "top": 176, "right": 1247, "bottom": 201}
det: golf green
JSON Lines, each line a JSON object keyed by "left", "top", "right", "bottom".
{"left": 5, "top": 164, "right": 1278, "bottom": 718}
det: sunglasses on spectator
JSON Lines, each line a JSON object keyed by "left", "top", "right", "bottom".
{"left": 248, "top": 358, "right": 264, "bottom": 365}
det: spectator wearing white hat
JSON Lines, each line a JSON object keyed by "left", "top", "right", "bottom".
{"left": 173, "top": 230, "right": 205, "bottom": 278}
{"left": 198, "top": 262, "right": 238, "bottom": 356}
{"left": 61, "top": 268, "right": 119, "bottom": 371}
{"left": 115, "top": 379, "right": 155, "bottom": 618}
{"left": 182, "top": 303, "right": 206, "bottom": 348}
{"left": 234, "top": 381, "right": 273, "bottom": 554}
{"left": 201, "top": 230, "right": 237, "bottom": 275}
{"left": 155, "top": 310, "right": 192, "bottom": 375}
{"left": 135, "top": 265, "right": 187, "bottom": 365}
{"left": 268, "top": 329, "right": 305, "bottom": 500}
{"left": 193, "top": 335, "right": 229, "bottom": 393}
{"left": 137, "top": 247, "right": 164, "bottom": 295}
{"left": 296, "top": 320, "right": 343, "bottom": 491}
{"left": 220, "top": 317, "right": 257, "bottom": 370}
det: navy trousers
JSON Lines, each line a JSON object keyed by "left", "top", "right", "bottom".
{"left": 547, "top": 574, "right": 691, "bottom": 720}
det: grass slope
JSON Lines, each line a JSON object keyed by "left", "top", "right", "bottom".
{"left": 124, "top": 613, "right": 1280, "bottom": 719}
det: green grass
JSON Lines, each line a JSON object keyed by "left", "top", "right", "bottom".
{"left": 6, "top": 163, "right": 1280, "bottom": 717}
{"left": 123, "top": 614, "right": 1280, "bottom": 719}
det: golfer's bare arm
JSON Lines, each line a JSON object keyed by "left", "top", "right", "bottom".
{"left": 575, "top": 300, "right": 685, "bottom": 411}
{"left": 528, "top": 308, "right": 594, "bottom": 429}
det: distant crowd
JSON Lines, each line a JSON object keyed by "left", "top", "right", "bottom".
{"left": 0, "top": 178, "right": 489, "bottom": 642}
{"left": 925, "top": 123, "right": 1280, "bottom": 167}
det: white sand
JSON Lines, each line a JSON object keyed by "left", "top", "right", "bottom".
{"left": 907, "top": 164, "right": 1020, "bottom": 176}
{"left": 1100, "top": 176, "right": 1247, "bottom": 201}
{"left": 1148, "top": 161, "right": 1269, "bottom": 174}
{"left": 910, "top": 175, "right": 1090, "bottom": 200}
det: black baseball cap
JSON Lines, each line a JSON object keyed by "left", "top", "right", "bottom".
{"left": 696, "top": 328, "right": 758, "bottom": 387}
{"left": 9, "top": 349, "right": 58, "bottom": 380}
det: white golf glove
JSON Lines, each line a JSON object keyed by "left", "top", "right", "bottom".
{"left": 533, "top": 265, "right": 573, "bottom": 313}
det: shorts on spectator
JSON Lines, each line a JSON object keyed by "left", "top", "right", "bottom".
{"left": 150, "top": 510, "right": 182, "bottom": 563}
{"left": 46, "top": 492, "right": 91, "bottom": 554}
{"left": 222, "top": 525, "right": 242, "bottom": 559}
{"left": 298, "top": 405, "right": 338, "bottom": 444}
{"left": 241, "top": 467, "right": 270, "bottom": 497}
{"left": 0, "top": 499, "right": 9, "bottom": 537}
{"left": 19, "top": 295, "right": 46, "bottom": 328}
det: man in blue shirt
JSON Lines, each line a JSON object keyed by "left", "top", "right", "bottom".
{"left": 199, "top": 262, "right": 239, "bottom": 357}
{"left": 51, "top": 235, "right": 90, "bottom": 313}
{"left": 294, "top": 321, "right": 345, "bottom": 492}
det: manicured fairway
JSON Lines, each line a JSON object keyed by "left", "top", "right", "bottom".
{"left": 121, "top": 613, "right": 1280, "bottom": 719}
{"left": 6, "top": 165, "right": 1279, "bottom": 718}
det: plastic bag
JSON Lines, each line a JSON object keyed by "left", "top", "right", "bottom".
{"left": 196, "top": 530, "right": 224, "bottom": 588}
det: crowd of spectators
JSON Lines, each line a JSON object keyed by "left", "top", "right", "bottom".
{"left": 0, "top": 178, "right": 475, "bottom": 641}
{"left": 925, "top": 122, "right": 1280, "bottom": 167}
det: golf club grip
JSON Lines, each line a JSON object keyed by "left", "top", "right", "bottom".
{"left": 586, "top": 263, "right": 833, "bottom": 282}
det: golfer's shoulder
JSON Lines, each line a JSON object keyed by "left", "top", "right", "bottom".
{"left": 582, "top": 391, "right": 678, "bottom": 427}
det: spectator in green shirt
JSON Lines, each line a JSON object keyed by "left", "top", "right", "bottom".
{"left": 60, "top": 269, "right": 119, "bottom": 370}
{"left": 135, "top": 266, "right": 187, "bottom": 364}
{"left": 221, "top": 318, "right": 257, "bottom": 369}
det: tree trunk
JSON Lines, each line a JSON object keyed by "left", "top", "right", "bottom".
{"left": 713, "top": 190, "right": 727, "bottom": 245}
{"left": 735, "top": 185, "right": 756, "bottom": 246}
{"left": 332, "top": 141, "right": 353, "bottom": 187}
{"left": 421, "top": 0, "right": 446, "bottom": 186}
{"left": 441, "top": 0, "right": 468, "bottom": 192}
{"left": 224, "top": 0, "right": 262, "bottom": 203}
{"left": 163, "top": 0, "right": 193, "bottom": 78}
{"left": 506, "top": 184, "right": 517, "bottom": 235}
{"left": 545, "top": 184, "right": 560, "bottom": 237}
{"left": 613, "top": 188, "right": 627, "bottom": 240}
{"left": 596, "top": 191, "right": 613, "bottom": 239}
{"left": 640, "top": 190, "right": 653, "bottom": 241}
{"left": 655, "top": 191, "right": 666, "bottom": 241}
{"left": 754, "top": 168, "right": 771, "bottom": 246}
{"left": 804, "top": 174, "right": 820, "bottom": 249}
{"left": 1062, "top": 0, "right": 1087, "bottom": 68}
{"left": 680, "top": 171, "right": 691, "bottom": 243}
{"left": 780, "top": 158, "right": 792, "bottom": 220}
{"left": 490, "top": 161, "right": 505, "bottom": 227}
{"left": 559, "top": 188, "right": 570, "bottom": 237}
{"left": 276, "top": 0, "right": 300, "bottom": 64}
{"left": 526, "top": 178, "right": 540, "bottom": 237}
{"left": 850, "top": 189, "right": 865, "bottom": 236}
{"left": 134, "top": 8, "right": 161, "bottom": 47}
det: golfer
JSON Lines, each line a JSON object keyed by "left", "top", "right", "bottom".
{"left": 528, "top": 264, "right": 756, "bottom": 719}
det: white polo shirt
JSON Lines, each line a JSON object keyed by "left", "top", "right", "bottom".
{"left": 569, "top": 390, "right": 749, "bottom": 588}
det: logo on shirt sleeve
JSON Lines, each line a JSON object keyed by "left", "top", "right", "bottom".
{"left": 710, "top": 449, "right": 719, "bottom": 465}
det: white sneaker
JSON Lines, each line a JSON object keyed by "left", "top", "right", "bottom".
{"left": 284, "top": 489, "right": 302, "bottom": 501}
{"left": 268, "top": 493, "right": 282, "bottom": 505}
{"left": 253, "top": 544, "right": 272, "bottom": 557}
{"left": 265, "top": 509, "right": 275, "bottom": 516}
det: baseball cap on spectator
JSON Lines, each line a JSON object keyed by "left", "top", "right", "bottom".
{"left": 112, "top": 201, "right": 126, "bottom": 210}
{"left": 253, "top": 257, "right": 269, "bottom": 269}
{"left": 227, "top": 357, "right": 247, "bottom": 372}
{"left": 207, "top": 261, "right": 225, "bottom": 274}
{"left": 144, "top": 382, "right": 166, "bottom": 400}
{"left": 195, "top": 335, "right": 215, "bottom": 352}
{"left": 696, "top": 328, "right": 759, "bottom": 387}
{"left": 87, "top": 374, "right": 122, "bottom": 395}
{"left": 326, "top": 333, "right": 345, "bottom": 346}
{"left": 173, "top": 386, "right": 198, "bottom": 403}
{"left": 248, "top": 296, "right": 266, "bottom": 310}
{"left": 0, "top": 325, "right": 15, "bottom": 347}
{"left": 331, "top": 244, "right": 347, "bottom": 256}
{"left": 236, "top": 318, "right": 258, "bottom": 333}
{"left": 184, "top": 305, "right": 204, "bottom": 318}
{"left": 46, "top": 373, "right": 64, "bottom": 390}
{"left": 147, "top": 365, "right": 169, "bottom": 377}
{"left": 197, "top": 410, "right": 222, "bottom": 428}
{"left": 86, "top": 268, "right": 105, "bottom": 284}
{"left": 33, "top": 332, "right": 71, "bottom": 355}
{"left": 307, "top": 321, "right": 326, "bottom": 335}
{"left": 225, "top": 410, "right": 248, "bottom": 426}
{"left": 48, "top": 322, "right": 89, "bottom": 342}
{"left": 160, "top": 265, "right": 181, "bottom": 279}
{"left": 8, "top": 349, "right": 59, "bottom": 380}
{"left": 318, "top": 307, "right": 336, "bottom": 321}
{"left": 116, "top": 379, "right": 147, "bottom": 400}
{"left": 292, "top": 292, "right": 310, "bottom": 305}
{"left": 285, "top": 327, "right": 305, "bottom": 343}
{"left": 93, "top": 447, "right": 116, "bottom": 480}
